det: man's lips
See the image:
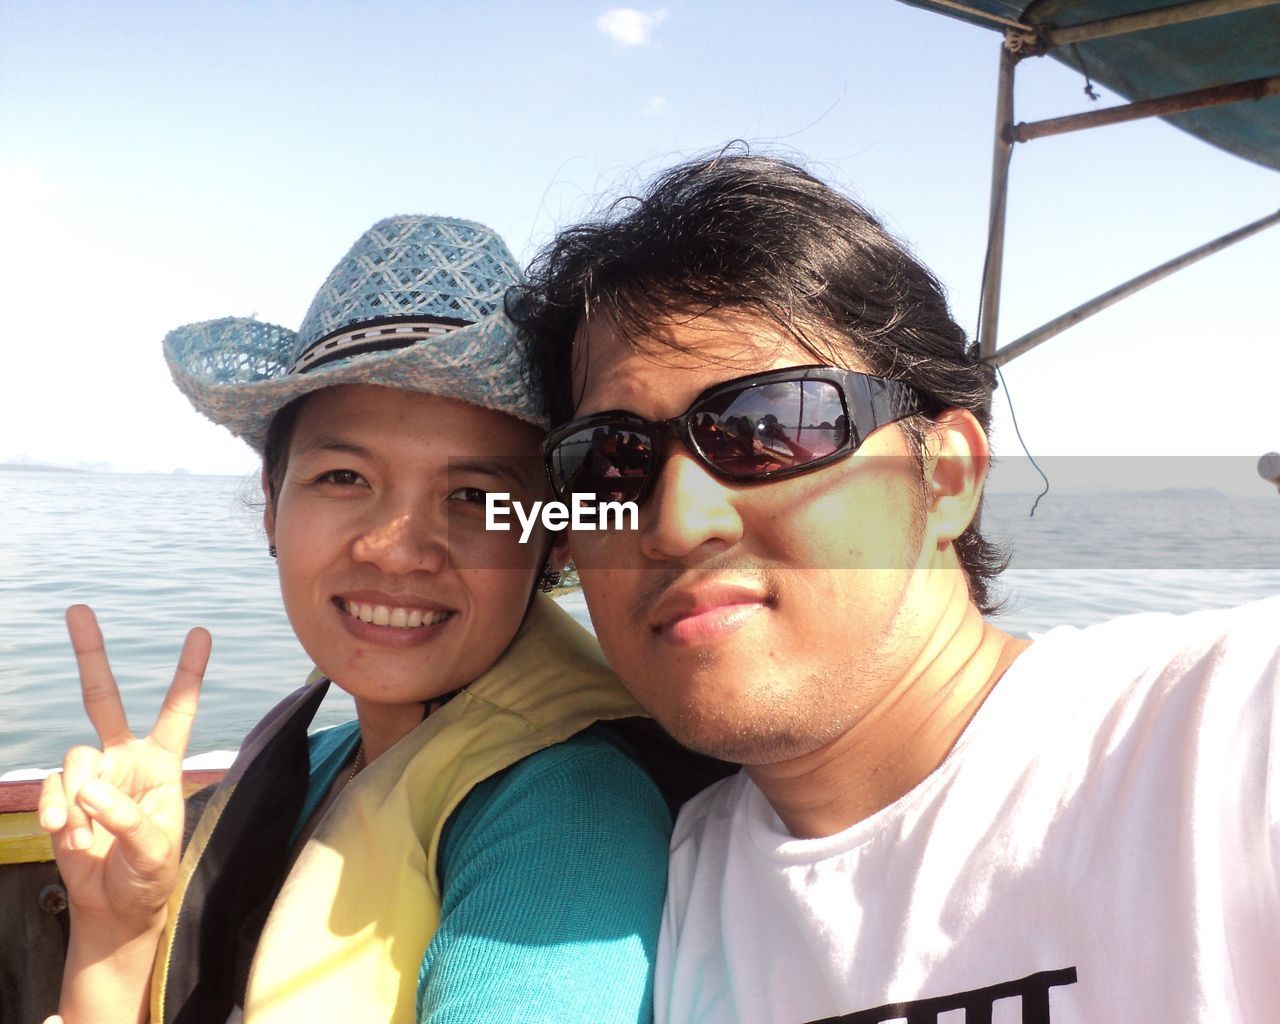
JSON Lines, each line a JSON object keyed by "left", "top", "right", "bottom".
{"left": 649, "top": 582, "right": 772, "bottom": 643}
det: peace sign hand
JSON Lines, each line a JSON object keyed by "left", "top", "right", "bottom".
{"left": 38, "top": 605, "right": 210, "bottom": 935}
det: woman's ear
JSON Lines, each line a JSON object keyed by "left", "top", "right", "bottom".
{"left": 261, "top": 466, "right": 277, "bottom": 546}
{"left": 923, "top": 408, "right": 989, "bottom": 546}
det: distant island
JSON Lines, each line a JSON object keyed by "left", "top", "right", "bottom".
{"left": 1145, "top": 487, "right": 1229, "bottom": 500}
{"left": 2, "top": 455, "right": 203, "bottom": 476}
{"left": 986, "top": 485, "right": 1248, "bottom": 500}
{"left": 0, "top": 461, "right": 85, "bottom": 474}
{"left": 1, "top": 459, "right": 244, "bottom": 478}
{"left": 991, "top": 487, "right": 1232, "bottom": 499}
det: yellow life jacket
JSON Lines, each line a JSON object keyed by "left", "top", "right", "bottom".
{"left": 151, "top": 595, "right": 646, "bottom": 1023}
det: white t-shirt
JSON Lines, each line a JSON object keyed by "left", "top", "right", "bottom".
{"left": 657, "top": 597, "right": 1280, "bottom": 1023}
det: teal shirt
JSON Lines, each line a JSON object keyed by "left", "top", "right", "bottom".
{"left": 304, "top": 722, "right": 671, "bottom": 1023}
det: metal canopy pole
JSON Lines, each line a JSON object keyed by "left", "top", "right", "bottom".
{"left": 986, "top": 207, "right": 1280, "bottom": 368}
{"left": 1010, "top": 74, "right": 1280, "bottom": 143}
{"left": 976, "top": 37, "right": 1020, "bottom": 366}
{"left": 969, "top": 0, "right": 1280, "bottom": 382}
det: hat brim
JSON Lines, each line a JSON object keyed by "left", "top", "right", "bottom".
{"left": 165, "top": 313, "right": 547, "bottom": 453}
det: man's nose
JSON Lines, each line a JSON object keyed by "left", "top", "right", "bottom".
{"left": 638, "top": 446, "right": 744, "bottom": 561}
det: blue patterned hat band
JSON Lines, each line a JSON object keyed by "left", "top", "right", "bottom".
{"left": 164, "top": 215, "right": 544, "bottom": 452}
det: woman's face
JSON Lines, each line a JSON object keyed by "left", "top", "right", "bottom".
{"left": 264, "top": 384, "right": 549, "bottom": 713}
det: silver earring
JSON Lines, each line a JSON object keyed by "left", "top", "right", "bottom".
{"left": 269, "top": 544, "right": 277, "bottom": 558}
{"left": 538, "top": 566, "right": 561, "bottom": 593}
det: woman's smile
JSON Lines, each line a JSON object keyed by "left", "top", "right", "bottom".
{"left": 338, "top": 597, "right": 454, "bottom": 630}
{"left": 333, "top": 594, "right": 457, "bottom": 649}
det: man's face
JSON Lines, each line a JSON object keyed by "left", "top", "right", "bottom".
{"left": 566, "top": 311, "right": 951, "bottom": 765}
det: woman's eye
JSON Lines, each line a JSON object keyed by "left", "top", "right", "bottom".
{"left": 316, "top": 469, "right": 364, "bottom": 487}
{"left": 449, "top": 486, "right": 488, "bottom": 505}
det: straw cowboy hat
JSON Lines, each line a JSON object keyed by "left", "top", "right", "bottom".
{"left": 164, "top": 215, "right": 544, "bottom": 452}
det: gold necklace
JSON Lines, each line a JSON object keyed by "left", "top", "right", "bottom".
{"left": 348, "top": 745, "right": 366, "bottom": 783}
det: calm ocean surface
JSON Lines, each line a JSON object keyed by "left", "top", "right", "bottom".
{"left": 3, "top": 465, "right": 1278, "bottom": 776}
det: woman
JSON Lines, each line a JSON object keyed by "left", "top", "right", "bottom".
{"left": 38, "top": 215, "right": 678, "bottom": 1023}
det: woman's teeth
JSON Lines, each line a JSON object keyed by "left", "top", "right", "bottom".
{"left": 342, "top": 601, "right": 451, "bottom": 628}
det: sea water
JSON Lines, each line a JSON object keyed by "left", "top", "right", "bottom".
{"left": 2, "top": 466, "right": 1278, "bottom": 775}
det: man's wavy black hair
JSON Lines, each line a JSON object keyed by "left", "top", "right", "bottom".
{"left": 510, "top": 152, "right": 1006, "bottom": 612}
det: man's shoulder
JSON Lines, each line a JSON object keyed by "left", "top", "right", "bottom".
{"left": 1153, "top": 593, "right": 1280, "bottom": 663}
{"left": 1029, "top": 594, "right": 1279, "bottom": 672}
{"left": 1001, "top": 594, "right": 1280, "bottom": 739}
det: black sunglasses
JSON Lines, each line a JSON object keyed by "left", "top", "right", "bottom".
{"left": 542, "top": 365, "right": 937, "bottom": 507}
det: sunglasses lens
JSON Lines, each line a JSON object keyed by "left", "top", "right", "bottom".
{"left": 689, "top": 380, "right": 848, "bottom": 477}
{"left": 549, "top": 425, "right": 654, "bottom": 503}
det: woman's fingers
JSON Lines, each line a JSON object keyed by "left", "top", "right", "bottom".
{"left": 38, "top": 770, "right": 68, "bottom": 832}
{"left": 65, "top": 605, "right": 133, "bottom": 748}
{"left": 59, "top": 745, "right": 103, "bottom": 851}
{"left": 149, "top": 627, "right": 210, "bottom": 757}
{"left": 75, "top": 779, "right": 173, "bottom": 877}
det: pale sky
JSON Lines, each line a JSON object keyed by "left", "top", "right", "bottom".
{"left": 3, "top": 1, "right": 1277, "bottom": 485}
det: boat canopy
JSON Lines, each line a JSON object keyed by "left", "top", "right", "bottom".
{"left": 901, "top": 0, "right": 1280, "bottom": 171}
{"left": 897, "top": 0, "right": 1280, "bottom": 370}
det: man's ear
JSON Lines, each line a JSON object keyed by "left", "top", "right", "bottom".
{"left": 922, "top": 409, "right": 989, "bottom": 545}
{"left": 261, "top": 466, "right": 277, "bottom": 547}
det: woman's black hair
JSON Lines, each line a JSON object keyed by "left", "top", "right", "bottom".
{"left": 509, "top": 150, "right": 1006, "bottom": 612}
{"left": 261, "top": 394, "right": 312, "bottom": 514}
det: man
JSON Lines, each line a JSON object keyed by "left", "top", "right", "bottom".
{"left": 513, "top": 155, "right": 1279, "bottom": 1023}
